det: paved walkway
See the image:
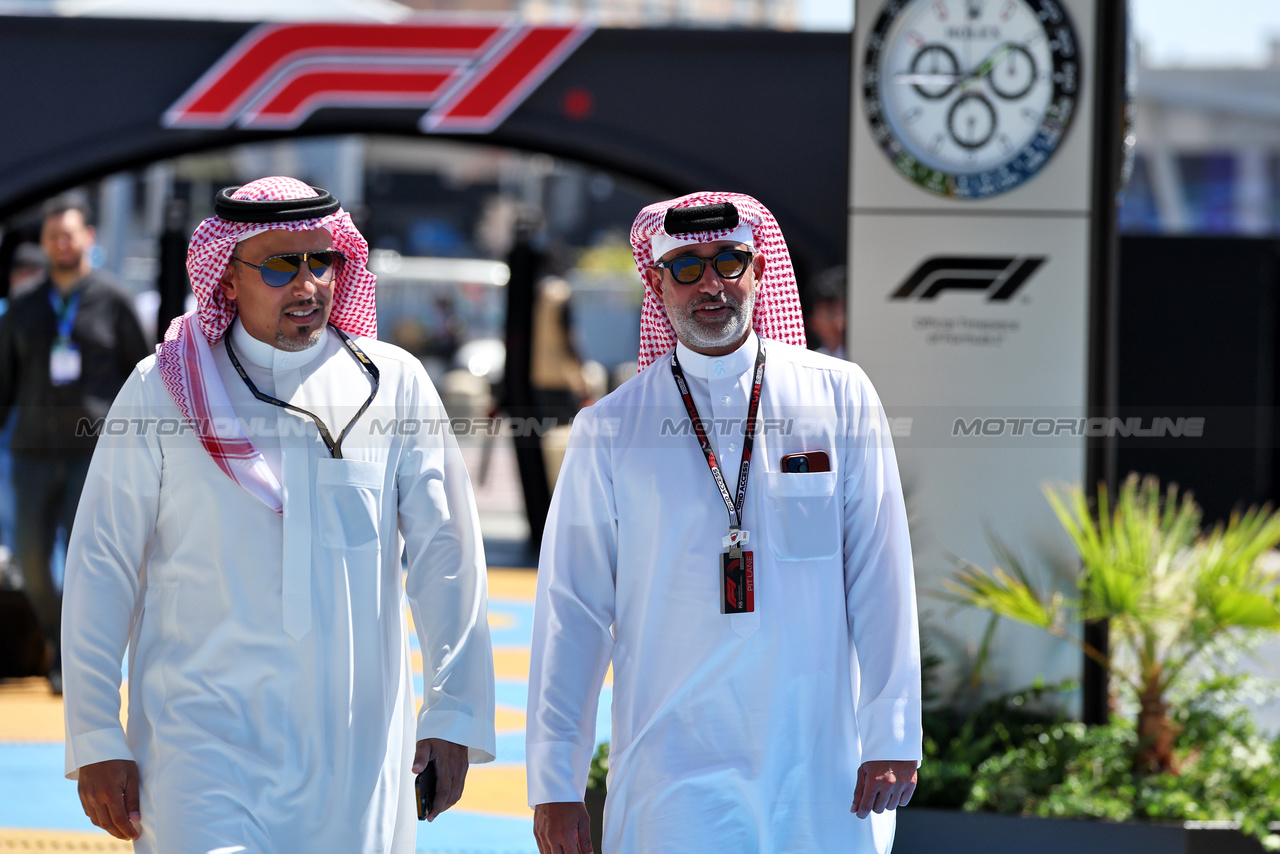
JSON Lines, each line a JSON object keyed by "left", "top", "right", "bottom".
{"left": 0, "top": 566, "right": 611, "bottom": 853}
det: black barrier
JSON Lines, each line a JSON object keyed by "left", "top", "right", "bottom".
{"left": 0, "top": 589, "right": 47, "bottom": 679}
{"left": 1117, "top": 235, "right": 1280, "bottom": 525}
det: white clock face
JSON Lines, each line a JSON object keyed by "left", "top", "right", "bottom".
{"left": 863, "top": 0, "right": 1080, "bottom": 199}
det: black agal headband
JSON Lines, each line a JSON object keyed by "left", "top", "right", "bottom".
{"left": 214, "top": 186, "right": 341, "bottom": 224}
{"left": 663, "top": 202, "right": 739, "bottom": 235}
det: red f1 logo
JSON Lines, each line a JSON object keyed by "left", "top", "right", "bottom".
{"left": 163, "top": 19, "right": 592, "bottom": 133}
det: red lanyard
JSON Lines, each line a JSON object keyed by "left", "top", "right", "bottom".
{"left": 669, "top": 340, "right": 766, "bottom": 534}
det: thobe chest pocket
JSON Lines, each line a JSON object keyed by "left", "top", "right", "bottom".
{"left": 763, "top": 470, "right": 841, "bottom": 561}
{"left": 315, "top": 458, "right": 385, "bottom": 551}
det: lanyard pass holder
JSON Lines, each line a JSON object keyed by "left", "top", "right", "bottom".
{"left": 721, "top": 526, "right": 754, "bottom": 614}
{"left": 671, "top": 341, "right": 765, "bottom": 617}
{"left": 49, "top": 290, "right": 82, "bottom": 386}
{"left": 50, "top": 335, "right": 82, "bottom": 386}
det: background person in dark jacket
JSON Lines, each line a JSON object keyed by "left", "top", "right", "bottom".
{"left": 0, "top": 192, "right": 149, "bottom": 693}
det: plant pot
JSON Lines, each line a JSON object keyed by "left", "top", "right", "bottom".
{"left": 894, "top": 808, "right": 1267, "bottom": 854}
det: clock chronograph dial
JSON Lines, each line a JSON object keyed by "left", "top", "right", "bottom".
{"left": 988, "top": 44, "right": 1037, "bottom": 99}
{"left": 948, "top": 92, "right": 997, "bottom": 149}
{"left": 909, "top": 45, "right": 960, "bottom": 99}
{"left": 863, "top": 0, "right": 1081, "bottom": 199}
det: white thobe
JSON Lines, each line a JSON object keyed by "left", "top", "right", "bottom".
{"left": 62, "top": 321, "right": 495, "bottom": 854}
{"left": 527, "top": 333, "right": 921, "bottom": 853}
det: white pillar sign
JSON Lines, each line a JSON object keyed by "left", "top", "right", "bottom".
{"left": 849, "top": 0, "right": 1099, "bottom": 698}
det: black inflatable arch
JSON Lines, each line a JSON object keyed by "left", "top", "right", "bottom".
{"left": 0, "top": 16, "right": 850, "bottom": 277}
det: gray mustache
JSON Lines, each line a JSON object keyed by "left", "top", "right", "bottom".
{"left": 693, "top": 296, "right": 738, "bottom": 309}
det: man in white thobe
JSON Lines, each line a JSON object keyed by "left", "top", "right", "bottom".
{"left": 527, "top": 193, "right": 921, "bottom": 853}
{"left": 62, "top": 177, "right": 496, "bottom": 853}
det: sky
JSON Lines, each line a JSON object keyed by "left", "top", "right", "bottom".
{"left": 797, "top": 0, "right": 1280, "bottom": 68}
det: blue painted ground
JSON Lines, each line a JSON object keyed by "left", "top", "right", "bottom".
{"left": 0, "top": 743, "right": 540, "bottom": 853}
{"left": 1, "top": 592, "right": 612, "bottom": 854}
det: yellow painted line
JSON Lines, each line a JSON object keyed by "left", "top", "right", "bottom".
{"left": 0, "top": 679, "right": 129, "bottom": 744}
{"left": 0, "top": 828, "right": 132, "bottom": 850}
{"left": 454, "top": 763, "right": 532, "bottom": 818}
{"left": 495, "top": 704, "right": 525, "bottom": 733}
{"left": 487, "top": 610, "right": 516, "bottom": 629}
{"left": 0, "top": 679, "right": 63, "bottom": 743}
{"left": 487, "top": 568, "right": 537, "bottom": 601}
{"left": 490, "top": 648, "right": 611, "bottom": 686}
{"left": 494, "top": 647, "right": 530, "bottom": 681}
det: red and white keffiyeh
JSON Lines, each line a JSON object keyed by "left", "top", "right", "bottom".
{"left": 156, "top": 176, "right": 378, "bottom": 515}
{"left": 183, "top": 176, "right": 377, "bottom": 344}
{"left": 157, "top": 315, "right": 286, "bottom": 513}
{"left": 630, "top": 191, "right": 807, "bottom": 370}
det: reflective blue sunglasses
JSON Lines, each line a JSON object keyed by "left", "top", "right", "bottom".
{"left": 233, "top": 250, "right": 346, "bottom": 288}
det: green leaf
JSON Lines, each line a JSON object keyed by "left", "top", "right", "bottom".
{"left": 943, "top": 562, "right": 1057, "bottom": 630}
{"left": 947, "top": 472, "right": 1280, "bottom": 761}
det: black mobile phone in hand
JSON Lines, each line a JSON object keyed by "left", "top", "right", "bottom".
{"left": 415, "top": 761, "right": 437, "bottom": 820}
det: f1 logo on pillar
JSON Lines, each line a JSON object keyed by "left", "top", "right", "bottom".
{"left": 163, "top": 19, "right": 593, "bottom": 133}
{"left": 890, "top": 256, "right": 1046, "bottom": 302}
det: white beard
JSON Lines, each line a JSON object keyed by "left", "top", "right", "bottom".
{"left": 667, "top": 287, "right": 757, "bottom": 352}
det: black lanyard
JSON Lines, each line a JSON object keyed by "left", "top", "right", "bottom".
{"left": 670, "top": 340, "right": 766, "bottom": 535}
{"left": 224, "top": 324, "right": 380, "bottom": 460}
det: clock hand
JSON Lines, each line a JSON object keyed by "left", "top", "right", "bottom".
{"left": 957, "top": 42, "right": 1015, "bottom": 90}
{"left": 895, "top": 44, "right": 1011, "bottom": 91}
{"left": 895, "top": 43, "right": 963, "bottom": 91}
{"left": 893, "top": 72, "right": 963, "bottom": 86}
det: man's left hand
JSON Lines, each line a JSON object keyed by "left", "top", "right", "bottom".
{"left": 412, "top": 738, "right": 469, "bottom": 821}
{"left": 851, "top": 759, "right": 917, "bottom": 819}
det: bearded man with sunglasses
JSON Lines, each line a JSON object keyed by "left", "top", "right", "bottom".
{"left": 527, "top": 192, "right": 921, "bottom": 854}
{"left": 60, "top": 177, "right": 495, "bottom": 853}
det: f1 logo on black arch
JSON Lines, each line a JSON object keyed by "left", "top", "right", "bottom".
{"left": 890, "top": 256, "right": 1046, "bottom": 301}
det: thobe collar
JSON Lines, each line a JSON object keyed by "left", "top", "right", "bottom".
{"left": 230, "top": 316, "right": 328, "bottom": 373}
{"left": 674, "top": 331, "right": 760, "bottom": 380}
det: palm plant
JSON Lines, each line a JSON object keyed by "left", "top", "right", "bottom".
{"left": 946, "top": 474, "right": 1280, "bottom": 774}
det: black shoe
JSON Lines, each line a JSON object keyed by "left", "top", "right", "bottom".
{"left": 48, "top": 669, "right": 63, "bottom": 696}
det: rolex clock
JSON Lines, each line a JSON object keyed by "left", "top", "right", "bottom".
{"left": 862, "top": 0, "right": 1081, "bottom": 199}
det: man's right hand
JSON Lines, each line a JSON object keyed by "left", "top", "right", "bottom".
{"left": 534, "top": 801, "right": 593, "bottom": 854}
{"left": 77, "top": 759, "right": 141, "bottom": 841}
